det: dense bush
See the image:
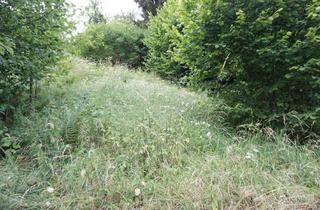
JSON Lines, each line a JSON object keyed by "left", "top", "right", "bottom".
{"left": 75, "top": 22, "right": 147, "bottom": 67}
{"left": 145, "top": 0, "right": 320, "bottom": 141}
{"left": 144, "top": 0, "right": 188, "bottom": 81}
{"left": 0, "top": 0, "right": 70, "bottom": 120}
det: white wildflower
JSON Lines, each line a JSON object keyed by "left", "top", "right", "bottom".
{"left": 245, "top": 152, "right": 254, "bottom": 159}
{"left": 206, "top": 132, "right": 212, "bottom": 138}
{"left": 253, "top": 148, "right": 259, "bottom": 153}
{"left": 47, "top": 187, "right": 54, "bottom": 193}
{"left": 141, "top": 181, "right": 146, "bottom": 187}
{"left": 80, "top": 169, "right": 86, "bottom": 177}
{"left": 134, "top": 188, "right": 141, "bottom": 196}
{"left": 46, "top": 123, "right": 55, "bottom": 130}
{"left": 45, "top": 201, "right": 51, "bottom": 207}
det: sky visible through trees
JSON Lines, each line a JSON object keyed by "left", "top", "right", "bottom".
{"left": 68, "top": 0, "right": 142, "bottom": 31}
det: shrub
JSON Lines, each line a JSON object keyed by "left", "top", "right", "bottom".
{"left": 145, "top": 0, "right": 320, "bottom": 141}
{"left": 0, "top": 0, "right": 70, "bottom": 120}
{"left": 75, "top": 21, "right": 147, "bottom": 68}
{"left": 144, "top": 0, "right": 188, "bottom": 81}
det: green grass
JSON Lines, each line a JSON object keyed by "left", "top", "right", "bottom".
{"left": 1, "top": 58, "right": 319, "bottom": 209}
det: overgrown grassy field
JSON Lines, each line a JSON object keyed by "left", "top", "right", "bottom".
{"left": 1, "top": 59, "right": 319, "bottom": 209}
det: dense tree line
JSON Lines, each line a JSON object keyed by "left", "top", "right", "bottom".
{"left": 0, "top": 0, "right": 70, "bottom": 120}
{"left": 145, "top": 0, "right": 320, "bottom": 141}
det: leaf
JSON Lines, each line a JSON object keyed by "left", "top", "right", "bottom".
{"left": 1, "top": 138, "right": 12, "bottom": 148}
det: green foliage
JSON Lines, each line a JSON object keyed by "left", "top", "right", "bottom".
{"left": 0, "top": 124, "right": 20, "bottom": 157}
{"left": 144, "top": 0, "right": 188, "bottom": 81}
{"left": 85, "top": 0, "right": 107, "bottom": 24}
{"left": 113, "top": 11, "right": 140, "bottom": 25}
{"left": 75, "top": 22, "right": 147, "bottom": 67}
{"left": 0, "top": 0, "right": 70, "bottom": 120}
{"left": 145, "top": 0, "right": 320, "bottom": 141}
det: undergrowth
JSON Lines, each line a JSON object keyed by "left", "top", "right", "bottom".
{"left": 0, "top": 59, "right": 319, "bottom": 209}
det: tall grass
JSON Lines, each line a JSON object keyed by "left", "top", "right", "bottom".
{"left": 0, "top": 58, "right": 319, "bottom": 209}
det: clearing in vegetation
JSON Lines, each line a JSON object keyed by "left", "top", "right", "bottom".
{"left": 0, "top": 59, "right": 319, "bottom": 209}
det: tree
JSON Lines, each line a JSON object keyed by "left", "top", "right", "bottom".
{"left": 134, "top": 0, "right": 166, "bottom": 21}
{"left": 145, "top": 0, "right": 320, "bottom": 141}
{"left": 75, "top": 21, "right": 146, "bottom": 67}
{"left": 85, "top": 0, "right": 107, "bottom": 24}
{"left": 0, "top": 0, "right": 70, "bottom": 120}
{"left": 113, "top": 11, "right": 139, "bottom": 25}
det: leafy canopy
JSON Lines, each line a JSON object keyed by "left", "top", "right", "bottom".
{"left": 145, "top": 0, "right": 320, "bottom": 141}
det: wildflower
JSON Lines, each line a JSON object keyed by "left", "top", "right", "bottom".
{"left": 206, "top": 132, "right": 212, "bottom": 138}
{"left": 226, "top": 145, "right": 234, "bottom": 154}
{"left": 141, "top": 181, "right": 146, "bottom": 187}
{"left": 45, "top": 201, "right": 51, "bottom": 207}
{"left": 46, "top": 123, "right": 55, "bottom": 130}
{"left": 253, "top": 148, "right": 259, "bottom": 153}
{"left": 134, "top": 188, "right": 141, "bottom": 196}
{"left": 245, "top": 152, "right": 254, "bottom": 159}
{"left": 47, "top": 187, "right": 54, "bottom": 193}
{"left": 80, "top": 169, "right": 86, "bottom": 177}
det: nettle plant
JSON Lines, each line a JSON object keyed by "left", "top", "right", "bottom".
{"left": 146, "top": 0, "right": 320, "bottom": 141}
